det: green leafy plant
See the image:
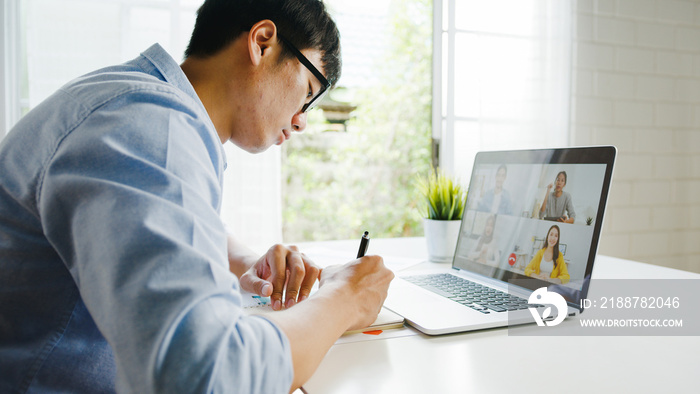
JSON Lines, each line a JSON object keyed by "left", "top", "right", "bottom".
{"left": 417, "top": 168, "right": 467, "bottom": 221}
{"left": 586, "top": 217, "right": 593, "bottom": 226}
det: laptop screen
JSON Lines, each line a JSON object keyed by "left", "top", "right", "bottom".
{"left": 453, "top": 146, "right": 616, "bottom": 307}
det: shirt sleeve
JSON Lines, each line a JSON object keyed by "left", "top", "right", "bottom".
{"left": 555, "top": 255, "right": 570, "bottom": 284}
{"left": 499, "top": 190, "right": 512, "bottom": 215}
{"left": 37, "top": 92, "right": 293, "bottom": 393}
{"left": 565, "top": 192, "right": 576, "bottom": 219}
{"left": 524, "top": 250, "right": 542, "bottom": 277}
{"left": 538, "top": 194, "right": 549, "bottom": 219}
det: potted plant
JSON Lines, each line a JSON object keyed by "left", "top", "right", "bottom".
{"left": 417, "top": 167, "right": 467, "bottom": 263}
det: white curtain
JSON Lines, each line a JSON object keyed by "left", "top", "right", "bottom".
{"left": 436, "top": 0, "right": 573, "bottom": 182}
{"left": 4, "top": 0, "right": 281, "bottom": 250}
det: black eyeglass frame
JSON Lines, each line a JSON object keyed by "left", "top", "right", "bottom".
{"left": 278, "top": 34, "right": 331, "bottom": 113}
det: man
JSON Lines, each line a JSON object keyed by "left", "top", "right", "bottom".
{"left": 477, "top": 164, "right": 512, "bottom": 215}
{"left": 0, "top": 0, "right": 393, "bottom": 392}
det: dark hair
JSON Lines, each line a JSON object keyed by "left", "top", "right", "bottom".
{"left": 185, "top": 0, "right": 342, "bottom": 86}
{"left": 556, "top": 171, "right": 567, "bottom": 185}
{"left": 541, "top": 225, "right": 561, "bottom": 267}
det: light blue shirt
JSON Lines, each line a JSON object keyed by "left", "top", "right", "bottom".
{"left": 476, "top": 189, "right": 512, "bottom": 215}
{"left": 539, "top": 190, "right": 576, "bottom": 221}
{"left": 0, "top": 44, "right": 293, "bottom": 393}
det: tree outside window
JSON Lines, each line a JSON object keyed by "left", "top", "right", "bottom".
{"left": 281, "top": 0, "right": 433, "bottom": 242}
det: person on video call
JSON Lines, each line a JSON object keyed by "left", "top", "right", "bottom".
{"left": 524, "top": 225, "right": 570, "bottom": 284}
{"left": 477, "top": 164, "right": 512, "bottom": 215}
{"left": 0, "top": 1, "right": 394, "bottom": 392}
{"left": 467, "top": 215, "right": 501, "bottom": 265}
{"left": 539, "top": 171, "right": 576, "bottom": 224}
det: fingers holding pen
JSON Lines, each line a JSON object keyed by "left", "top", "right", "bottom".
{"left": 318, "top": 254, "right": 394, "bottom": 330}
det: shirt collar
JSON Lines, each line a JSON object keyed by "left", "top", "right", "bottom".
{"left": 138, "top": 43, "right": 198, "bottom": 105}
{"left": 135, "top": 43, "right": 228, "bottom": 170}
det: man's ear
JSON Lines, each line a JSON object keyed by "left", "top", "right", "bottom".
{"left": 248, "top": 20, "right": 277, "bottom": 66}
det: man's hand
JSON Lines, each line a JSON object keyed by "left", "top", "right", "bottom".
{"left": 319, "top": 256, "right": 394, "bottom": 331}
{"left": 238, "top": 244, "right": 321, "bottom": 311}
{"left": 261, "top": 254, "right": 393, "bottom": 390}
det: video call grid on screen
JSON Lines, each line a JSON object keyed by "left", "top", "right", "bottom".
{"left": 453, "top": 147, "right": 616, "bottom": 304}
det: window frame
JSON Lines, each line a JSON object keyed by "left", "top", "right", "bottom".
{"left": 1, "top": 0, "right": 21, "bottom": 139}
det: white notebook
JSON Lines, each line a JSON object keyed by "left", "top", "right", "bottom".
{"left": 241, "top": 291, "right": 404, "bottom": 335}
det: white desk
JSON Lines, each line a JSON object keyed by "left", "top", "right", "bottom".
{"left": 298, "top": 237, "right": 700, "bottom": 394}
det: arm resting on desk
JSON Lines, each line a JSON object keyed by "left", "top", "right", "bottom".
{"left": 263, "top": 256, "right": 394, "bottom": 392}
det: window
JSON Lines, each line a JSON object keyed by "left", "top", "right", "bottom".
{"left": 436, "top": 0, "right": 573, "bottom": 182}
{"left": 2, "top": 0, "right": 280, "bottom": 252}
{"left": 281, "top": 0, "right": 572, "bottom": 243}
{"left": 281, "top": 0, "right": 433, "bottom": 242}
{"left": 3, "top": 0, "right": 572, "bottom": 248}
{"left": 17, "top": 0, "right": 200, "bottom": 111}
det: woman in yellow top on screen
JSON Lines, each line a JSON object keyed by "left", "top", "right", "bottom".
{"left": 524, "top": 225, "right": 570, "bottom": 284}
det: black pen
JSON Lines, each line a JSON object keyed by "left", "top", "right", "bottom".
{"left": 356, "top": 231, "right": 370, "bottom": 258}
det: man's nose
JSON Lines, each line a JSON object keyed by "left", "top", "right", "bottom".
{"left": 292, "top": 111, "right": 307, "bottom": 132}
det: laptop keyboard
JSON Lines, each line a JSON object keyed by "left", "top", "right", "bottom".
{"left": 403, "top": 273, "right": 532, "bottom": 314}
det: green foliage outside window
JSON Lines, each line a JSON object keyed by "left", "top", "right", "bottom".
{"left": 282, "top": 0, "right": 432, "bottom": 242}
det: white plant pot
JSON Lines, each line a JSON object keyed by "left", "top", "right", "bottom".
{"left": 423, "top": 219, "right": 462, "bottom": 263}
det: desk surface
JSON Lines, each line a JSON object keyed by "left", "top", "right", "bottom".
{"left": 297, "top": 237, "right": 700, "bottom": 394}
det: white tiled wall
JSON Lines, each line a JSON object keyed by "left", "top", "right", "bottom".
{"left": 573, "top": 0, "right": 700, "bottom": 272}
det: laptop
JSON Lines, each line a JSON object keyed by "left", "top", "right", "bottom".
{"left": 383, "top": 146, "right": 616, "bottom": 335}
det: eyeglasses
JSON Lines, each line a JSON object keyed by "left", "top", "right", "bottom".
{"left": 278, "top": 34, "right": 331, "bottom": 113}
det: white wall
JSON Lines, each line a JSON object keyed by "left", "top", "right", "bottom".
{"left": 572, "top": 0, "right": 700, "bottom": 273}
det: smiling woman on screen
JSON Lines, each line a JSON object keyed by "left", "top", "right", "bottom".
{"left": 524, "top": 225, "right": 570, "bottom": 284}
